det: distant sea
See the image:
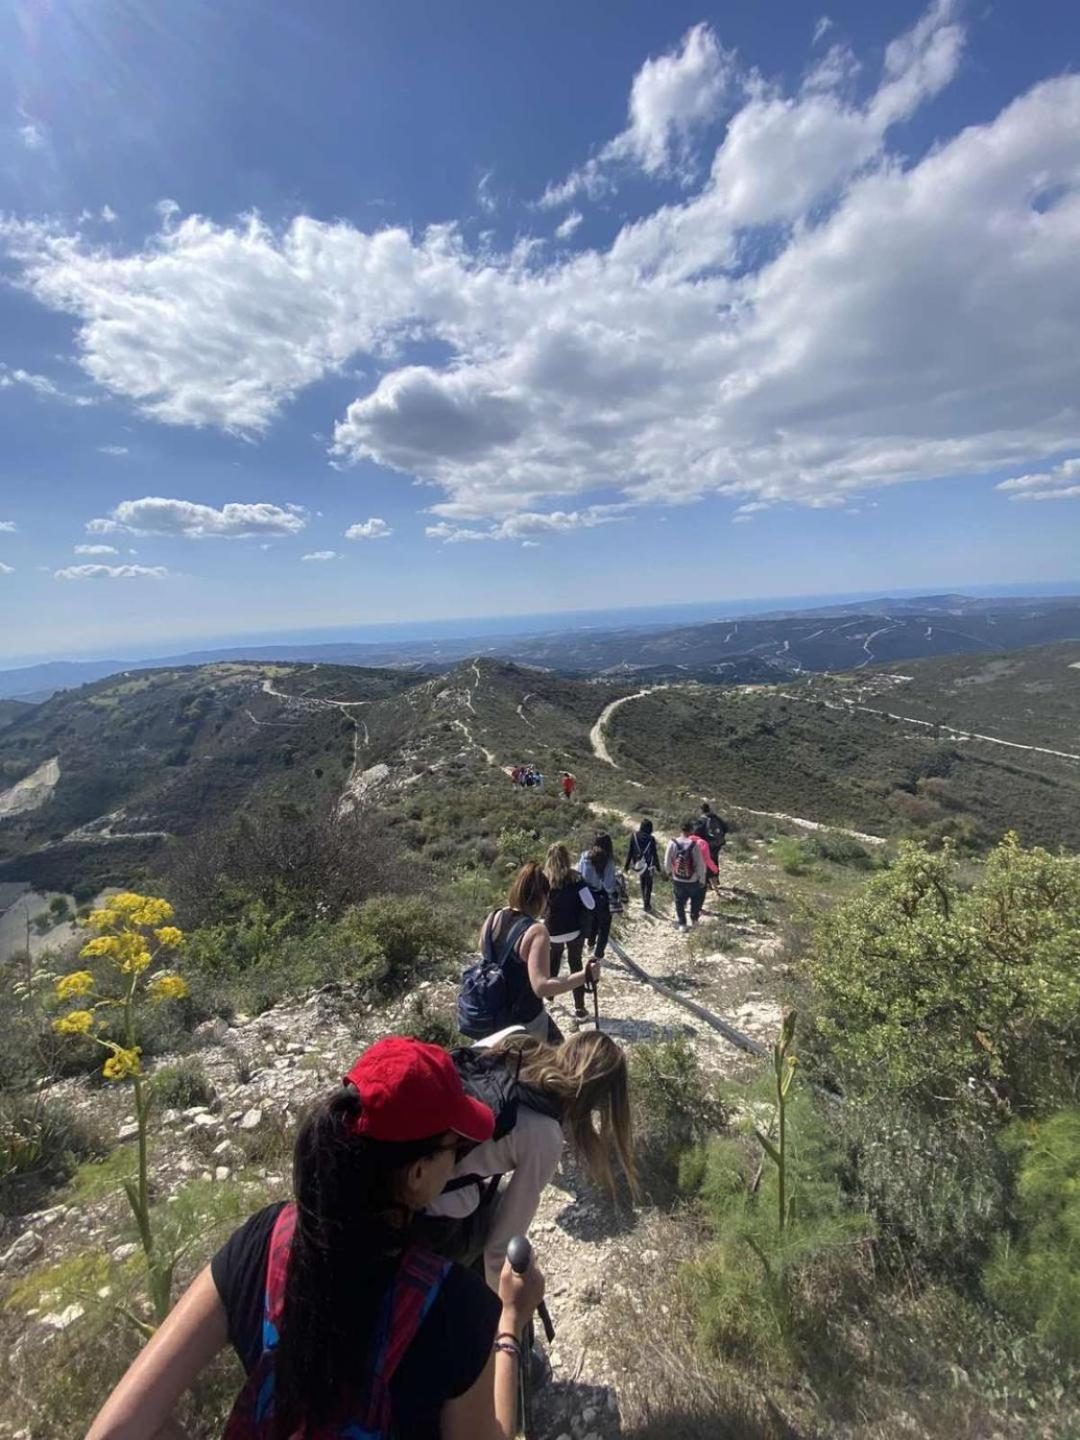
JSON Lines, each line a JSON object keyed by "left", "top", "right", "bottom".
{"left": 6, "top": 579, "right": 1080, "bottom": 668}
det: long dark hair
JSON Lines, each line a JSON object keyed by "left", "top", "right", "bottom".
{"left": 273, "top": 1087, "right": 447, "bottom": 1436}
{"left": 587, "top": 832, "right": 613, "bottom": 870}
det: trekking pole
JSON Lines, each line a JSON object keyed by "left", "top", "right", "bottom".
{"left": 587, "top": 971, "right": 601, "bottom": 1031}
{"left": 507, "top": 1235, "right": 555, "bottom": 1342}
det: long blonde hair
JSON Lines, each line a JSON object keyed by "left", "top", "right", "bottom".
{"left": 491, "top": 1031, "right": 637, "bottom": 1198}
{"left": 543, "top": 842, "right": 574, "bottom": 891}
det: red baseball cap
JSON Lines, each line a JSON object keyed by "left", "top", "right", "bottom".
{"left": 343, "top": 1037, "right": 495, "bottom": 1145}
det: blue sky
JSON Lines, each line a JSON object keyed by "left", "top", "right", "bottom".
{"left": 1, "top": 0, "right": 1079, "bottom": 663}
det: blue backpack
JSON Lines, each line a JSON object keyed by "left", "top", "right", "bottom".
{"left": 457, "top": 910, "right": 535, "bottom": 1040}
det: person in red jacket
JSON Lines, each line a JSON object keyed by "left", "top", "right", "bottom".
{"left": 560, "top": 772, "right": 576, "bottom": 800}
{"left": 690, "top": 829, "right": 720, "bottom": 899}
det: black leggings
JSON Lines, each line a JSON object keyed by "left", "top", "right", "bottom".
{"left": 637, "top": 869, "right": 654, "bottom": 909}
{"left": 550, "top": 933, "right": 587, "bottom": 1015}
{"left": 587, "top": 893, "right": 612, "bottom": 960}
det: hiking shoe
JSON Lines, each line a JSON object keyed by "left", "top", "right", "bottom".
{"left": 572, "top": 1009, "right": 590, "bottom": 1030}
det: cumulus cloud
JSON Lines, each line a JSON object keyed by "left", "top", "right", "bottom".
{"left": 0, "top": 562, "right": 13, "bottom": 574}
{"left": 4, "top": 5, "right": 1080, "bottom": 528}
{"left": 86, "top": 497, "right": 308, "bottom": 539}
{"left": 55, "top": 563, "right": 169, "bottom": 580}
{"left": 344, "top": 517, "right": 392, "bottom": 540}
{"left": 996, "top": 457, "right": 1080, "bottom": 501}
{"left": 0, "top": 521, "right": 16, "bottom": 533}
{"left": 301, "top": 549, "right": 340, "bottom": 561}
{"left": 540, "top": 24, "right": 733, "bottom": 206}
{"left": 74, "top": 543, "right": 119, "bottom": 555}
{"left": 554, "top": 211, "right": 583, "bottom": 241}
{"left": 425, "top": 507, "right": 622, "bottom": 543}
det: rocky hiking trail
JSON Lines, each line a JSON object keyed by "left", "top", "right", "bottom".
{"left": 1, "top": 848, "right": 784, "bottom": 1440}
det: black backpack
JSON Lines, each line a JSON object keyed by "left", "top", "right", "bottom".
{"left": 457, "top": 911, "right": 534, "bottom": 1040}
{"left": 442, "top": 1046, "right": 563, "bottom": 1195}
{"left": 698, "top": 813, "right": 728, "bottom": 846}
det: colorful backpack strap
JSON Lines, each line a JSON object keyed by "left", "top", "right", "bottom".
{"left": 221, "top": 1208, "right": 451, "bottom": 1440}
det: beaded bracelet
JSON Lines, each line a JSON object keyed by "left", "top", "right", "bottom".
{"left": 493, "top": 1337, "right": 521, "bottom": 1361}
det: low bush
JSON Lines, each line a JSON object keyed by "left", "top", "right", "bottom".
{"left": 681, "top": 1086, "right": 871, "bottom": 1373}
{"left": 984, "top": 1108, "right": 1080, "bottom": 1360}
{"left": 804, "top": 830, "right": 879, "bottom": 869}
{"left": 771, "top": 836, "right": 815, "bottom": 876}
{"left": 152, "top": 1059, "right": 217, "bottom": 1112}
{"left": 803, "top": 833, "right": 1080, "bottom": 1112}
{"left": 630, "top": 1037, "right": 726, "bottom": 1200}
{"left": 0, "top": 1096, "right": 108, "bottom": 1212}
{"left": 834, "top": 1095, "right": 1008, "bottom": 1279}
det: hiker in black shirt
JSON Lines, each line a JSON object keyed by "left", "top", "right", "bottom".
{"left": 85, "top": 1037, "right": 545, "bottom": 1440}
{"left": 623, "top": 818, "right": 659, "bottom": 913}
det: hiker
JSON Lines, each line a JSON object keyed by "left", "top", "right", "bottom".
{"left": 543, "top": 842, "right": 596, "bottom": 1028}
{"left": 421, "top": 1030, "right": 636, "bottom": 1290}
{"left": 85, "top": 1036, "right": 545, "bottom": 1440}
{"left": 560, "top": 771, "right": 576, "bottom": 800}
{"left": 665, "top": 819, "right": 707, "bottom": 929}
{"left": 694, "top": 802, "right": 729, "bottom": 895}
{"left": 623, "top": 817, "right": 659, "bottom": 913}
{"left": 458, "top": 862, "right": 600, "bottom": 1043}
{"left": 689, "top": 827, "right": 719, "bottom": 896}
{"left": 578, "top": 832, "right": 618, "bottom": 962}
{"left": 510, "top": 765, "right": 522, "bottom": 786}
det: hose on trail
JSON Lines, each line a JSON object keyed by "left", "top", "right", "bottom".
{"left": 605, "top": 934, "right": 768, "bottom": 1057}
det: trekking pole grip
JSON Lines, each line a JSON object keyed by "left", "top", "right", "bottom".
{"left": 507, "top": 1235, "right": 556, "bottom": 1342}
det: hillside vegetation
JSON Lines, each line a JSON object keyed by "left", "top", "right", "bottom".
{"left": 2, "top": 645, "right": 1080, "bottom": 1437}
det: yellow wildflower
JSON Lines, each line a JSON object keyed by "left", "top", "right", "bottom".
{"left": 108, "top": 892, "right": 148, "bottom": 915}
{"left": 80, "top": 934, "right": 120, "bottom": 960}
{"left": 56, "top": 971, "right": 94, "bottom": 1000}
{"left": 153, "top": 926, "right": 184, "bottom": 949}
{"left": 53, "top": 1010, "right": 94, "bottom": 1036}
{"left": 132, "top": 897, "right": 174, "bottom": 927}
{"left": 102, "top": 1045, "right": 142, "bottom": 1082}
{"left": 148, "top": 974, "right": 188, "bottom": 1003}
{"left": 87, "top": 907, "right": 121, "bottom": 931}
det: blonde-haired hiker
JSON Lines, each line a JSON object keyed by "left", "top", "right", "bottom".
{"left": 422, "top": 1029, "right": 636, "bottom": 1289}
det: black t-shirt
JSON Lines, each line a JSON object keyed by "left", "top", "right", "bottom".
{"left": 211, "top": 1203, "right": 500, "bottom": 1439}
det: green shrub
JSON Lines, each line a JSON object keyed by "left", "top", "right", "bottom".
{"left": 682, "top": 1088, "right": 871, "bottom": 1372}
{"left": 496, "top": 824, "right": 538, "bottom": 869}
{"left": 835, "top": 1095, "right": 1008, "bottom": 1278}
{"left": 152, "top": 1059, "right": 217, "bottom": 1112}
{"left": 984, "top": 1109, "right": 1080, "bottom": 1359}
{"left": 630, "top": 1037, "right": 726, "bottom": 1200}
{"left": 804, "top": 830, "right": 879, "bottom": 869}
{"left": 771, "top": 836, "right": 815, "bottom": 875}
{"left": 0, "top": 1096, "right": 108, "bottom": 1209}
{"left": 398, "top": 995, "right": 462, "bottom": 1050}
{"left": 803, "top": 834, "right": 1080, "bottom": 1111}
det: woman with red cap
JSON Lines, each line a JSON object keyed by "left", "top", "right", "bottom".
{"left": 85, "top": 1037, "right": 545, "bottom": 1440}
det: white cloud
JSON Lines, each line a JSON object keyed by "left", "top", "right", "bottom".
{"left": 301, "top": 550, "right": 340, "bottom": 561}
{"left": 812, "top": 16, "right": 835, "bottom": 46}
{"left": 521, "top": 540, "right": 540, "bottom": 548}
{"left": 55, "top": 563, "right": 170, "bottom": 581}
{"left": 0, "top": 562, "right": 13, "bottom": 575}
{"left": 344, "top": 517, "right": 392, "bottom": 540}
{"left": 74, "top": 543, "right": 119, "bottom": 555}
{"left": 5, "top": 6, "right": 1080, "bottom": 528}
{"left": 98, "top": 444, "right": 129, "bottom": 456}
{"left": 101, "top": 205, "right": 118, "bottom": 224}
{"left": 0, "top": 363, "right": 95, "bottom": 407}
{"left": 477, "top": 170, "right": 498, "bottom": 215}
{"left": 86, "top": 497, "right": 308, "bottom": 539}
{"left": 425, "top": 507, "right": 621, "bottom": 543}
{"left": 554, "top": 211, "right": 583, "bottom": 241}
{"left": 0, "top": 521, "right": 16, "bottom": 533}
{"left": 996, "top": 457, "right": 1080, "bottom": 501}
{"left": 19, "top": 120, "right": 45, "bottom": 151}
{"left": 540, "top": 23, "right": 734, "bottom": 206}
